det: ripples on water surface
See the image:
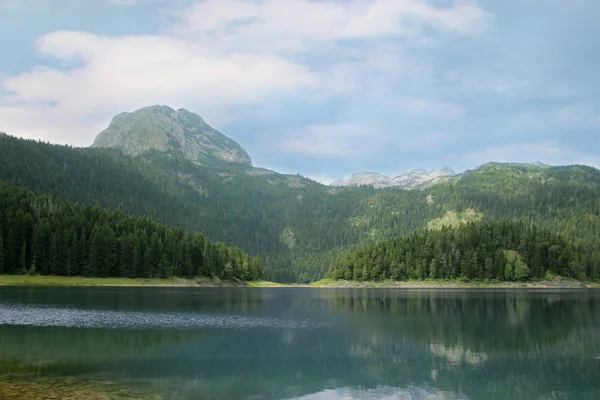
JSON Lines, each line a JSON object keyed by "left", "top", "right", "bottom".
{"left": 0, "top": 304, "right": 318, "bottom": 329}
{"left": 0, "top": 287, "right": 599, "bottom": 400}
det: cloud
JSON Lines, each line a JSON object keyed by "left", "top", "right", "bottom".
{"left": 176, "top": 0, "right": 491, "bottom": 48}
{"left": 0, "top": 30, "right": 315, "bottom": 145}
{"left": 12, "top": 30, "right": 315, "bottom": 104}
{"left": 0, "top": 0, "right": 491, "bottom": 147}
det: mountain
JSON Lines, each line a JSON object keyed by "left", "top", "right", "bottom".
{"left": 92, "top": 105, "right": 252, "bottom": 166}
{"left": 1, "top": 107, "right": 600, "bottom": 284}
{"left": 331, "top": 167, "right": 456, "bottom": 189}
{"left": 331, "top": 172, "right": 397, "bottom": 189}
{"left": 393, "top": 167, "right": 456, "bottom": 187}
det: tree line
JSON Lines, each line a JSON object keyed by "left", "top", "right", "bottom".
{"left": 0, "top": 183, "right": 262, "bottom": 280}
{"left": 2, "top": 134, "right": 600, "bottom": 283}
{"left": 327, "top": 220, "right": 600, "bottom": 282}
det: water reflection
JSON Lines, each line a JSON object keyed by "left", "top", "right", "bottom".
{"left": 0, "top": 304, "right": 318, "bottom": 329}
{"left": 0, "top": 287, "right": 599, "bottom": 400}
{"left": 293, "top": 387, "right": 461, "bottom": 400}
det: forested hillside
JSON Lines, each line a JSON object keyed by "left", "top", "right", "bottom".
{"left": 1, "top": 133, "right": 599, "bottom": 282}
{"left": 0, "top": 134, "right": 376, "bottom": 281}
{"left": 327, "top": 220, "right": 599, "bottom": 282}
{"left": 0, "top": 183, "right": 261, "bottom": 280}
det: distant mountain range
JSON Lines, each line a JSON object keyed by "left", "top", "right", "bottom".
{"left": 331, "top": 167, "right": 456, "bottom": 189}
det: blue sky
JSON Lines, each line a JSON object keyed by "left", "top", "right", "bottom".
{"left": 1, "top": 0, "right": 599, "bottom": 183}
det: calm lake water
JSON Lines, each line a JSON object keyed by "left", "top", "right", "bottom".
{"left": 0, "top": 287, "right": 599, "bottom": 399}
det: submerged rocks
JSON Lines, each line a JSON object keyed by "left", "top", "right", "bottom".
{"left": 0, "top": 377, "right": 163, "bottom": 400}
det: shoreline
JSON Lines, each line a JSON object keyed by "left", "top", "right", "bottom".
{"left": 0, "top": 275, "right": 252, "bottom": 287}
{"left": 0, "top": 275, "right": 597, "bottom": 288}
{"left": 309, "top": 278, "right": 598, "bottom": 289}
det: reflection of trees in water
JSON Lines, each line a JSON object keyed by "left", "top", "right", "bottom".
{"left": 1, "top": 289, "right": 599, "bottom": 399}
{"left": 97, "top": 324, "right": 599, "bottom": 400}
{"left": 2, "top": 286, "right": 265, "bottom": 313}
{"left": 320, "top": 290, "right": 600, "bottom": 354}
{"left": 0, "top": 325, "right": 204, "bottom": 372}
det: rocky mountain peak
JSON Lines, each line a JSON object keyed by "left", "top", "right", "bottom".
{"left": 331, "top": 167, "right": 456, "bottom": 189}
{"left": 91, "top": 105, "right": 252, "bottom": 166}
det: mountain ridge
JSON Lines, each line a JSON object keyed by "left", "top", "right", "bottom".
{"left": 1, "top": 106, "right": 600, "bottom": 283}
{"left": 331, "top": 167, "right": 456, "bottom": 189}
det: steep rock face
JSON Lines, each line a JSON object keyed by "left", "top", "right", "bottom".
{"left": 91, "top": 105, "right": 252, "bottom": 166}
{"left": 331, "top": 167, "right": 456, "bottom": 189}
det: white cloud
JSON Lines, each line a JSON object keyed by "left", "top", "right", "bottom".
{"left": 0, "top": 0, "right": 491, "bottom": 146}
{"left": 0, "top": 31, "right": 315, "bottom": 146}
{"left": 177, "top": 0, "right": 490, "bottom": 48}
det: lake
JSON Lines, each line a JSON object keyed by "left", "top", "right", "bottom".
{"left": 0, "top": 287, "right": 599, "bottom": 399}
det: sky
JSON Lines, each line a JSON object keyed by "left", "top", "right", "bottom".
{"left": 1, "top": 0, "right": 599, "bottom": 184}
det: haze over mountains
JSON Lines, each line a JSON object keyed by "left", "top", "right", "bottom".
{"left": 1, "top": 104, "right": 600, "bottom": 282}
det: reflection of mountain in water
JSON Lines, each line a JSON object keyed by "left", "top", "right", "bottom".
{"left": 0, "top": 288, "right": 599, "bottom": 400}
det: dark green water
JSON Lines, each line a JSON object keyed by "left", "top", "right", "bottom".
{"left": 0, "top": 287, "right": 599, "bottom": 399}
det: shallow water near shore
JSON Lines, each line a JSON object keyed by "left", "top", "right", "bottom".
{"left": 1, "top": 286, "right": 599, "bottom": 399}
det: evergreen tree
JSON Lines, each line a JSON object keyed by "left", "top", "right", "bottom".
{"left": 157, "top": 254, "right": 171, "bottom": 278}
{"left": 19, "top": 242, "right": 27, "bottom": 273}
{"left": 143, "top": 247, "right": 154, "bottom": 278}
{"left": 4, "top": 229, "right": 15, "bottom": 274}
{"left": 49, "top": 235, "right": 61, "bottom": 275}
{"left": 0, "top": 229, "right": 4, "bottom": 274}
{"left": 504, "top": 262, "right": 514, "bottom": 281}
{"left": 131, "top": 241, "right": 141, "bottom": 278}
{"left": 429, "top": 258, "right": 438, "bottom": 280}
{"left": 514, "top": 259, "right": 530, "bottom": 281}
